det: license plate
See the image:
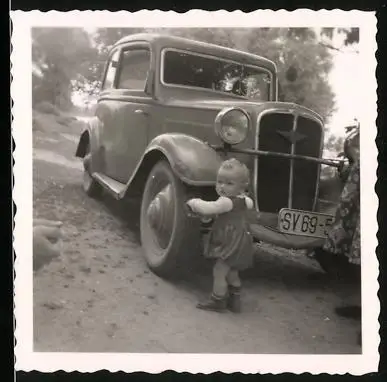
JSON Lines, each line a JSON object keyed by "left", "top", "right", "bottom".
{"left": 278, "top": 208, "right": 335, "bottom": 239}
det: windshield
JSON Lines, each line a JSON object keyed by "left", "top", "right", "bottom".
{"left": 162, "top": 49, "right": 272, "bottom": 100}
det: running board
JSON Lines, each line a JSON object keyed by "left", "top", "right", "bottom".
{"left": 92, "top": 172, "right": 126, "bottom": 199}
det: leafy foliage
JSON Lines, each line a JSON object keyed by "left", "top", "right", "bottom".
{"left": 32, "top": 28, "right": 97, "bottom": 109}
{"left": 320, "top": 28, "right": 359, "bottom": 51}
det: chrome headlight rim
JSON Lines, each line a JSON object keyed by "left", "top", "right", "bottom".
{"left": 214, "top": 107, "right": 251, "bottom": 145}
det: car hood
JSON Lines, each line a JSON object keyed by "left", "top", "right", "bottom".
{"left": 164, "top": 98, "right": 323, "bottom": 122}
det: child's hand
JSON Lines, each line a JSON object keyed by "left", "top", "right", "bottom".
{"left": 186, "top": 199, "right": 200, "bottom": 213}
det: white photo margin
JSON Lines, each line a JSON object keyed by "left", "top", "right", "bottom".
{"left": 11, "top": 9, "right": 379, "bottom": 375}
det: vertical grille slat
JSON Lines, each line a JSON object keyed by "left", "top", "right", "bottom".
{"left": 256, "top": 112, "right": 323, "bottom": 213}
{"left": 292, "top": 116, "right": 323, "bottom": 211}
{"left": 257, "top": 113, "right": 293, "bottom": 212}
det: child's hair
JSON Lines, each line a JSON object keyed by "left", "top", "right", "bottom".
{"left": 219, "top": 158, "right": 250, "bottom": 187}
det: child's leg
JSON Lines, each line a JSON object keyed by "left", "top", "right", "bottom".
{"left": 213, "top": 260, "right": 231, "bottom": 297}
{"left": 226, "top": 269, "right": 242, "bottom": 313}
{"left": 196, "top": 260, "right": 229, "bottom": 311}
{"left": 226, "top": 269, "right": 241, "bottom": 288}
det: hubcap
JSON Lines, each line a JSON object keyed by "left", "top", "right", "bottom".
{"left": 147, "top": 184, "right": 174, "bottom": 249}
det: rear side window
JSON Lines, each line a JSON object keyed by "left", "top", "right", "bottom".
{"left": 102, "top": 50, "right": 120, "bottom": 90}
{"left": 116, "top": 49, "right": 151, "bottom": 90}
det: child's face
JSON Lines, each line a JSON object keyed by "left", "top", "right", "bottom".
{"left": 216, "top": 167, "right": 246, "bottom": 197}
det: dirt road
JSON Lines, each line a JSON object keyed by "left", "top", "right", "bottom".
{"left": 32, "top": 115, "right": 361, "bottom": 354}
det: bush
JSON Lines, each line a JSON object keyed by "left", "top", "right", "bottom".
{"left": 34, "top": 101, "right": 61, "bottom": 116}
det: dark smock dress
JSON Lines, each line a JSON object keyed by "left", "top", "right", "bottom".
{"left": 204, "top": 197, "right": 254, "bottom": 271}
{"left": 323, "top": 159, "right": 361, "bottom": 265}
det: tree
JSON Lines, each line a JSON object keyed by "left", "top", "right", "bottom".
{"left": 32, "top": 27, "right": 96, "bottom": 109}
{"left": 320, "top": 27, "right": 359, "bottom": 52}
{"left": 319, "top": 28, "right": 359, "bottom": 155}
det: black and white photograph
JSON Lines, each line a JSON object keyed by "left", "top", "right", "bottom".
{"left": 12, "top": 10, "right": 378, "bottom": 374}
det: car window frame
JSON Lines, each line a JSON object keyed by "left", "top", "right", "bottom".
{"left": 101, "top": 48, "right": 121, "bottom": 91}
{"left": 115, "top": 45, "right": 152, "bottom": 92}
{"left": 160, "top": 47, "right": 275, "bottom": 101}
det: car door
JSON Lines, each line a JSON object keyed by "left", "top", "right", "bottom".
{"left": 95, "top": 48, "right": 121, "bottom": 179}
{"left": 97, "top": 44, "right": 153, "bottom": 183}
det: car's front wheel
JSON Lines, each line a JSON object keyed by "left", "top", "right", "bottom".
{"left": 140, "top": 160, "right": 202, "bottom": 278}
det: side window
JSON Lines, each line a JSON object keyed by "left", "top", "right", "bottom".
{"left": 116, "top": 49, "right": 151, "bottom": 90}
{"left": 102, "top": 50, "right": 120, "bottom": 90}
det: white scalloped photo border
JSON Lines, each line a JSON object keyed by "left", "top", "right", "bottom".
{"left": 11, "top": 9, "right": 379, "bottom": 375}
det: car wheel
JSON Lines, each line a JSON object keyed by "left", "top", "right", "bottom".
{"left": 82, "top": 141, "right": 102, "bottom": 198}
{"left": 140, "top": 160, "right": 202, "bottom": 278}
{"left": 314, "top": 248, "right": 360, "bottom": 282}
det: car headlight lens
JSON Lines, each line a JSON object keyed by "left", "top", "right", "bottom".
{"left": 214, "top": 108, "right": 250, "bottom": 145}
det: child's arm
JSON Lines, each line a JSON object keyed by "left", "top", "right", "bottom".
{"left": 187, "top": 196, "right": 233, "bottom": 216}
{"left": 244, "top": 196, "right": 254, "bottom": 209}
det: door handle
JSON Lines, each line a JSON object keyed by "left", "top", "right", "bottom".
{"left": 135, "top": 109, "right": 149, "bottom": 116}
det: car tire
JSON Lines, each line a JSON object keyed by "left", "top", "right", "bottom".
{"left": 140, "top": 160, "right": 202, "bottom": 278}
{"left": 82, "top": 141, "right": 102, "bottom": 198}
{"left": 314, "top": 248, "right": 360, "bottom": 282}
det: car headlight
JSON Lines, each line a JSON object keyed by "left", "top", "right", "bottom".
{"left": 214, "top": 107, "right": 250, "bottom": 145}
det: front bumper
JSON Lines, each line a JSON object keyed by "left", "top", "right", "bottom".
{"left": 247, "top": 210, "right": 324, "bottom": 250}
{"left": 196, "top": 210, "right": 325, "bottom": 250}
{"left": 250, "top": 223, "right": 324, "bottom": 250}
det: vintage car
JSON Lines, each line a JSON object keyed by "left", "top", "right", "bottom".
{"left": 75, "top": 33, "right": 345, "bottom": 278}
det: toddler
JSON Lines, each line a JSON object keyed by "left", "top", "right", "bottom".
{"left": 187, "top": 158, "right": 254, "bottom": 313}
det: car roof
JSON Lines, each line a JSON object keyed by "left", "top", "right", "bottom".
{"left": 113, "top": 33, "right": 277, "bottom": 72}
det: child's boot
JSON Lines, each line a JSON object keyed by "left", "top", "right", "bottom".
{"left": 227, "top": 286, "right": 242, "bottom": 313}
{"left": 196, "top": 293, "right": 227, "bottom": 312}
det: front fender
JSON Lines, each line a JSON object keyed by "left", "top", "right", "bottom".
{"left": 145, "top": 134, "right": 223, "bottom": 186}
{"left": 75, "top": 117, "right": 104, "bottom": 172}
{"left": 75, "top": 129, "right": 89, "bottom": 158}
